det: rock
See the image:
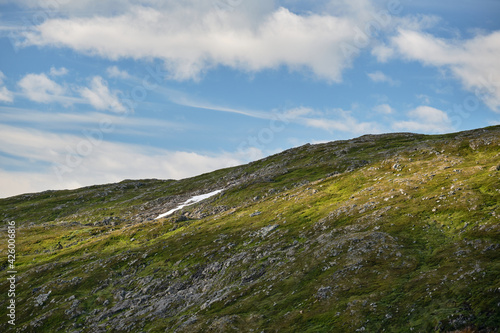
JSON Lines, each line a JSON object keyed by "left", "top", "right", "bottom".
{"left": 250, "top": 211, "right": 262, "bottom": 217}
{"left": 35, "top": 291, "right": 51, "bottom": 306}
{"left": 392, "top": 163, "right": 403, "bottom": 171}
{"left": 65, "top": 299, "right": 82, "bottom": 318}
{"left": 175, "top": 214, "right": 189, "bottom": 223}
{"left": 316, "top": 286, "right": 332, "bottom": 300}
{"left": 258, "top": 225, "right": 278, "bottom": 237}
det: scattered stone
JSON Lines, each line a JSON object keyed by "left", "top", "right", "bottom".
{"left": 392, "top": 163, "right": 403, "bottom": 171}
{"left": 250, "top": 211, "right": 262, "bottom": 217}
{"left": 258, "top": 225, "right": 278, "bottom": 237}
{"left": 35, "top": 291, "right": 51, "bottom": 306}
{"left": 316, "top": 286, "right": 333, "bottom": 300}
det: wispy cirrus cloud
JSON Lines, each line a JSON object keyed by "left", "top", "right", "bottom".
{"left": 301, "top": 108, "right": 383, "bottom": 134}
{"left": 0, "top": 105, "right": 186, "bottom": 134}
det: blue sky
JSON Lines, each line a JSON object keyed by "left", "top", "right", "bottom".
{"left": 0, "top": 0, "right": 499, "bottom": 198}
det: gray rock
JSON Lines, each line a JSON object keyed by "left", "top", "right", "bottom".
{"left": 258, "top": 225, "right": 278, "bottom": 237}
{"left": 35, "top": 291, "right": 51, "bottom": 306}
{"left": 316, "top": 286, "right": 332, "bottom": 299}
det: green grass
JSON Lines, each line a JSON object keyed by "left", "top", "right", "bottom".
{"left": 1, "top": 125, "right": 499, "bottom": 332}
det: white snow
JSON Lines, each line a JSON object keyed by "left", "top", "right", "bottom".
{"left": 155, "top": 189, "right": 224, "bottom": 219}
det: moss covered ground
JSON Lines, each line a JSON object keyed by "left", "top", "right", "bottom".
{"left": 0, "top": 126, "right": 499, "bottom": 332}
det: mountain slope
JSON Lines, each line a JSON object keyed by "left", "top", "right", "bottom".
{"left": 1, "top": 126, "right": 500, "bottom": 332}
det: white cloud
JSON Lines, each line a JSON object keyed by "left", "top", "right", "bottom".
{"left": 78, "top": 76, "right": 126, "bottom": 113}
{"left": 106, "top": 66, "right": 131, "bottom": 79}
{"left": 0, "top": 106, "right": 185, "bottom": 133}
{"left": 416, "top": 94, "right": 431, "bottom": 104}
{"left": 157, "top": 85, "right": 278, "bottom": 120}
{"left": 0, "top": 87, "right": 13, "bottom": 103}
{"left": 391, "top": 29, "right": 500, "bottom": 112}
{"left": 367, "top": 70, "right": 399, "bottom": 86}
{"left": 301, "top": 108, "right": 383, "bottom": 134}
{"left": 18, "top": 2, "right": 389, "bottom": 82}
{"left": 371, "top": 44, "right": 394, "bottom": 62}
{"left": 393, "top": 106, "right": 453, "bottom": 133}
{"left": 0, "top": 123, "right": 249, "bottom": 198}
{"left": 0, "top": 71, "right": 14, "bottom": 103}
{"left": 49, "top": 66, "right": 68, "bottom": 76}
{"left": 17, "top": 71, "right": 127, "bottom": 112}
{"left": 394, "top": 14, "right": 441, "bottom": 31}
{"left": 17, "top": 73, "right": 68, "bottom": 103}
{"left": 0, "top": 0, "right": 187, "bottom": 16}
{"left": 282, "top": 107, "right": 316, "bottom": 119}
{"left": 373, "top": 104, "right": 394, "bottom": 114}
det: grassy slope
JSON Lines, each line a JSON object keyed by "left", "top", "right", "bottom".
{"left": 0, "top": 126, "right": 499, "bottom": 332}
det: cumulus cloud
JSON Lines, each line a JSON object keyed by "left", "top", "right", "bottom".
{"left": 78, "top": 76, "right": 126, "bottom": 113}
{"left": 0, "top": 71, "right": 14, "bottom": 103}
{"left": 367, "top": 70, "right": 399, "bottom": 86}
{"left": 106, "top": 66, "right": 131, "bottom": 79}
{"left": 371, "top": 44, "right": 394, "bottom": 62}
{"left": 17, "top": 71, "right": 127, "bottom": 112}
{"left": 0, "top": 123, "right": 249, "bottom": 198}
{"left": 373, "top": 104, "right": 394, "bottom": 114}
{"left": 49, "top": 66, "right": 68, "bottom": 76}
{"left": 18, "top": 1, "right": 390, "bottom": 82}
{"left": 393, "top": 106, "right": 453, "bottom": 133}
{"left": 391, "top": 29, "right": 500, "bottom": 112}
{"left": 0, "top": 87, "right": 13, "bottom": 103}
{"left": 17, "top": 73, "right": 67, "bottom": 103}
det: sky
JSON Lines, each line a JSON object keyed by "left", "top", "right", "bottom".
{"left": 0, "top": 0, "right": 499, "bottom": 198}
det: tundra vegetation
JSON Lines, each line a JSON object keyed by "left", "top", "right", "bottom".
{"left": 1, "top": 126, "right": 499, "bottom": 332}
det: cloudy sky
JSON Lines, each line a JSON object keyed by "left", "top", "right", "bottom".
{"left": 0, "top": 0, "right": 499, "bottom": 198}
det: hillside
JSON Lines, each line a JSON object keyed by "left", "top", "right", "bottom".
{"left": 1, "top": 126, "right": 499, "bottom": 332}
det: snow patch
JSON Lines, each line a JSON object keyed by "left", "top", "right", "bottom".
{"left": 156, "top": 189, "right": 224, "bottom": 219}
